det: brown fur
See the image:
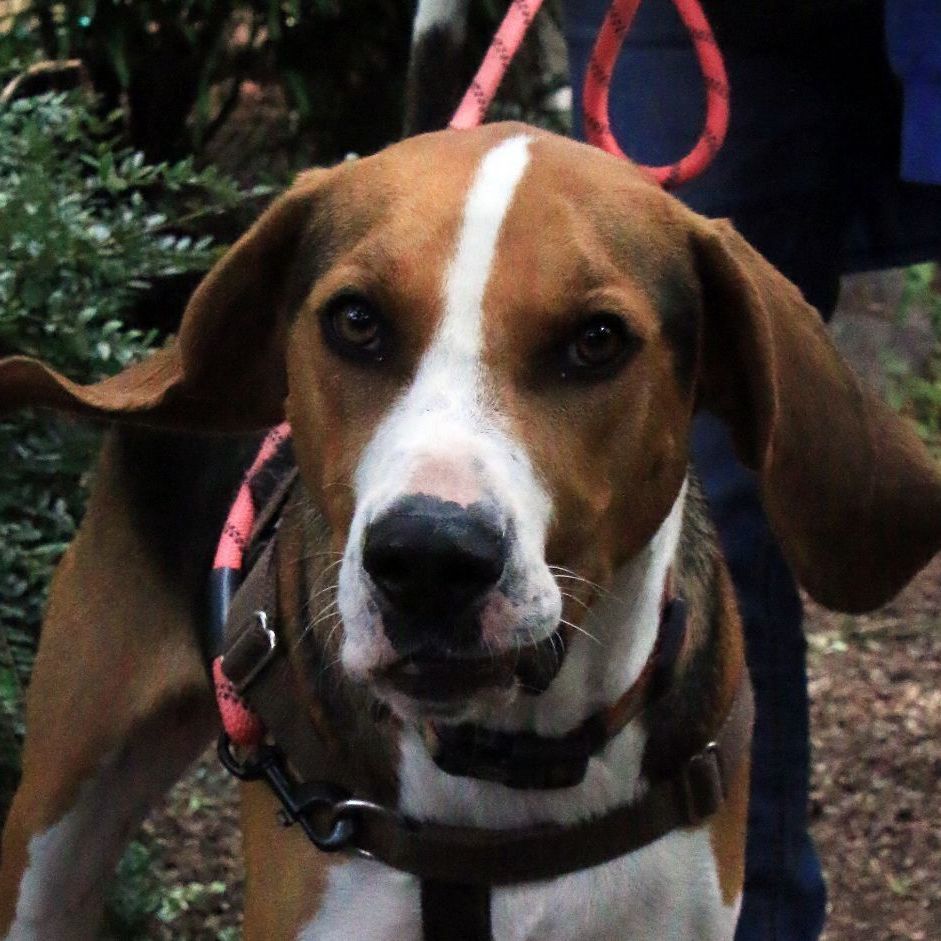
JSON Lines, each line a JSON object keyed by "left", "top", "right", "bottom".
{"left": 1, "top": 123, "right": 940, "bottom": 936}
{"left": 0, "top": 429, "right": 247, "bottom": 932}
{"left": 240, "top": 782, "right": 332, "bottom": 939}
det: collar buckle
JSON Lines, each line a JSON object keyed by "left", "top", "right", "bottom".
{"left": 679, "top": 740, "right": 724, "bottom": 825}
{"left": 222, "top": 609, "right": 278, "bottom": 694}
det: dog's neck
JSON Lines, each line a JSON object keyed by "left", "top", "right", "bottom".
{"left": 396, "top": 482, "right": 689, "bottom": 828}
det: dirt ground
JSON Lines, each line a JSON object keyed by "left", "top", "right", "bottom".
{"left": 808, "top": 557, "right": 941, "bottom": 941}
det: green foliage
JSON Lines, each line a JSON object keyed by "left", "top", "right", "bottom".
{"left": 6, "top": 1, "right": 414, "bottom": 164}
{"left": 104, "top": 840, "right": 164, "bottom": 936}
{"left": 0, "top": 93, "right": 226, "bottom": 372}
{"left": 886, "top": 264, "right": 941, "bottom": 451}
{"left": 104, "top": 836, "right": 235, "bottom": 940}
{"left": 156, "top": 879, "right": 228, "bottom": 926}
{"left": 0, "top": 90, "right": 257, "bottom": 800}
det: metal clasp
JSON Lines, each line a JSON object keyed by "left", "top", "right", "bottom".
{"left": 680, "top": 741, "right": 725, "bottom": 825}
{"left": 217, "top": 733, "right": 389, "bottom": 856}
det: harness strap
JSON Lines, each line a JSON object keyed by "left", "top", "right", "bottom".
{"left": 421, "top": 880, "right": 492, "bottom": 941}
{"left": 221, "top": 566, "right": 753, "bottom": 885}
{"left": 326, "top": 675, "right": 753, "bottom": 886}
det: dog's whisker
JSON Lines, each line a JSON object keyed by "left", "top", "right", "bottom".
{"left": 297, "top": 612, "right": 343, "bottom": 653}
{"left": 321, "top": 619, "right": 344, "bottom": 653}
{"left": 310, "top": 558, "right": 344, "bottom": 579}
{"left": 321, "top": 480, "right": 356, "bottom": 494}
{"left": 559, "top": 616, "right": 602, "bottom": 646}
{"left": 296, "top": 603, "right": 340, "bottom": 643}
{"left": 308, "top": 582, "right": 340, "bottom": 602}
{"left": 310, "top": 602, "right": 340, "bottom": 624}
{"left": 559, "top": 590, "right": 591, "bottom": 612}
{"left": 550, "top": 570, "right": 607, "bottom": 592}
{"left": 551, "top": 571, "right": 630, "bottom": 608}
{"left": 315, "top": 649, "right": 345, "bottom": 682}
{"left": 547, "top": 565, "right": 603, "bottom": 586}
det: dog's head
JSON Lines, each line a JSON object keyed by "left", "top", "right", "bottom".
{"left": 4, "top": 124, "right": 940, "bottom": 718}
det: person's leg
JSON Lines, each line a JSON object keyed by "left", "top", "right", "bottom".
{"left": 562, "top": 2, "right": 842, "bottom": 937}
{"left": 693, "top": 201, "right": 840, "bottom": 941}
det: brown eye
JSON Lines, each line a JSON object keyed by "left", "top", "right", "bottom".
{"left": 564, "top": 314, "right": 635, "bottom": 379}
{"left": 323, "top": 295, "right": 385, "bottom": 361}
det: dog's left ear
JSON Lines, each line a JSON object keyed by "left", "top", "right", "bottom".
{"left": 692, "top": 215, "right": 941, "bottom": 613}
{"left": 0, "top": 168, "right": 330, "bottom": 431}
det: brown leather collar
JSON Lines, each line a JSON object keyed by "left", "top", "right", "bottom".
{"left": 423, "top": 596, "right": 688, "bottom": 790}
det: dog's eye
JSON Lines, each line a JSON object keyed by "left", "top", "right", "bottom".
{"left": 564, "top": 315, "right": 636, "bottom": 379}
{"left": 323, "top": 296, "right": 385, "bottom": 361}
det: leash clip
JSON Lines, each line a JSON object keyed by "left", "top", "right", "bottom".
{"left": 217, "top": 733, "right": 391, "bottom": 855}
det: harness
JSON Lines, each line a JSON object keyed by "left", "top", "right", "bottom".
{"left": 211, "top": 431, "right": 753, "bottom": 939}
{"left": 211, "top": 3, "right": 740, "bottom": 935}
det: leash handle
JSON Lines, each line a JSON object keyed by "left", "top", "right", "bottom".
{"left": 583, "top": 0, "right": 729, "bottom": 187}
{"left": 450, "top": 0, "right": 729, "bottom": 189}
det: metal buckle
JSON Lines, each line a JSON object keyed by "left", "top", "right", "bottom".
{"left": 222, "top": 610, "right": 278, "bottom": 694}
{"left": 217, "top": 733, "right": 391, "bottom": 856}
{"left": 680, "top": 741, "right": 724, "bottom": 825}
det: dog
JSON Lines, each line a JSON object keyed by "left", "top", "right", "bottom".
{"left": 2, "top": 118, "right": 940, "bottom": 940}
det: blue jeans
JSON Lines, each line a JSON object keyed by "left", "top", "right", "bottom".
{"left": 559, "top": 2, "right": 879, "bottom": 937}
{"left": 563, "top": 3, "right": 941, "bottom": 934}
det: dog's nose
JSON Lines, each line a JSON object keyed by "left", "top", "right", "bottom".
{"left": 363, "top": 496, "right": 507, "bottom": 620}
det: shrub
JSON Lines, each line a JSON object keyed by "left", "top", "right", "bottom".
{"left": 0, "top": 89, "right": 259, "bottom": 798}
{"left": 886, "top": 263, "right": 941, "bottom": 452}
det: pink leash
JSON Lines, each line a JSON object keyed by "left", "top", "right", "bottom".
{"left": 212, "top": 423, "right": 290, "bottom": 748}
{"left": 451, "top": 0, "right": 729, "bottom": 189}
{"left": 214, "top": 0, "right": 729, "bottom": 747}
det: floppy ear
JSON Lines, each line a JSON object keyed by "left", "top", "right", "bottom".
{"left": 0, "top": 169, "right": 329, "bottom": 432}
{"left": 693, "top": 216, "right": 941, "bottom": 613}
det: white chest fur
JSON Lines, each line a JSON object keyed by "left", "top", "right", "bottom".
{"left": 300, "top": 795, "right": 740, "bottom": 941}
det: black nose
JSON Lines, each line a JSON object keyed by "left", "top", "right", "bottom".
{"left": 363, "top": 495, "right": 507, "bottom": 624}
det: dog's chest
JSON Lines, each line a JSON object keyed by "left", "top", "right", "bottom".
{"left": 298, "top": 728, "right": 740, "bottom": 941}
{"left": 298, "top": 833, "right": 739, "bottom": 941}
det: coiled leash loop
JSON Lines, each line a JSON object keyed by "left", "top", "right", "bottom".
{"left": 451, "top": 0, "right": 729, "bottom": 189}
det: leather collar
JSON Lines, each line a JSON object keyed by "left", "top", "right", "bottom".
{"left": 423, "top": 595, "right": 688, "bottom": 790}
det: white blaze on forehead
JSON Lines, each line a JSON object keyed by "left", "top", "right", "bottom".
{"left": 437, "top": 133, "right": 532, "bottom": 365}
{"left": 351, "top": 131, "right": 535, "bottom": 500}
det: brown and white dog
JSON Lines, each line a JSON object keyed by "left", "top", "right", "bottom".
{"left": 1, "top": 117, "right": 940, "bottom": 940}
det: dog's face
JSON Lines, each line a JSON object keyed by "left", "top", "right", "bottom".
{"left": 4, "top": 122, "right": 940, "bottom": 719}
{"left": 282, "top": 130, "right": 695, "bottom": 716}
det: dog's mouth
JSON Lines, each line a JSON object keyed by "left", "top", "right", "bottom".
{"left": 373, "top": 630, "right": 567, "bottom": 706}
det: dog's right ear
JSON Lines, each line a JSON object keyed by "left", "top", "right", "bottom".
{"left": 0, "top": 168, "right": 330, "bottom": 432}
